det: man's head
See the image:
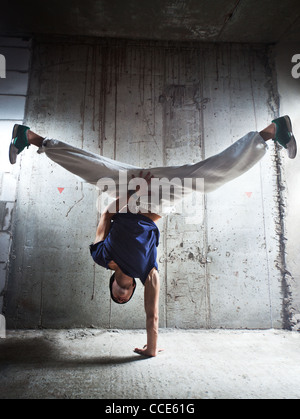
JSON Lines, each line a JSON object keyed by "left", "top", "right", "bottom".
{"left": 109, "top": 272, "right": 136, "bottom": 305}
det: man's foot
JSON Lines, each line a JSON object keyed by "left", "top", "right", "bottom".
{"left": 272, "top": 116, "right": 297, "bottom": 159}
{"left": 9, "top": 124, "right": 31, "bottom": 165}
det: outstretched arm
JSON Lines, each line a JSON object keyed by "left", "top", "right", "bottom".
{"left": 134, "top": 268, "right": 162, "bottom": 357}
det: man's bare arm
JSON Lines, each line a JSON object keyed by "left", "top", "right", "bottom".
{"left": 93, "top": 198, "right": 121, "bottom": 243}
{"left": 134, "top": 268, "right": 162, "bottom": 357}
{"left": 94, "top": 190, "right": 136, "bottom": 243}
{"left": 94, "top": 171, "right": 155, "bottom": 244}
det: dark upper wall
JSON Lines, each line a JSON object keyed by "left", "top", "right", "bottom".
{"left": 0, "top": 0, "right": 299, "bottom": 43}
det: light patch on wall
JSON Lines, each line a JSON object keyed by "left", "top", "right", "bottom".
{"left": 275, "top": 42, "right": 300, "bottom": 329}
{"left": 0, "top": 38, "right": 31, "bottom": 317}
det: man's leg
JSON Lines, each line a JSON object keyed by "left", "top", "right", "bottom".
{"left": 144, "top": 119, "right": 296, "bottom": 215}
{"left": 10, "top": 126, "right": 142, "bottom": 187}
{"left": 37, "top": 137, "right": 142, "bottom": 186}
{"left": 27, "top": 130, "right": 45, "bottom": 147}
{"left": 149, "top": 131, "right": 268, "bottom": 195}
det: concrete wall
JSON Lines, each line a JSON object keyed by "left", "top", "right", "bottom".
{"left": 275, "top": 42, "right": 300, "bottom": 330}
{"left": 4, "top": 38, "right": 285, "bottom": 329}
{"left": 0, "top": 37, "right": 31, "bottom": 314}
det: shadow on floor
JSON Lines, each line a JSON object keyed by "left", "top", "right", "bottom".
{"left": 0, "top": 337, "right": 145, "bottom": 368}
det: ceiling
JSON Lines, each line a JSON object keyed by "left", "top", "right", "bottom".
{"left": 0, "top": 0, "right": 300, "bottom": 43}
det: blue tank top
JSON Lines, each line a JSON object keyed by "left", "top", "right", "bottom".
{"left": 90, "top": 213, "right": 160, "bottom": 285}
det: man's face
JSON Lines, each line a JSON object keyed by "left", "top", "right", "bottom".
{"left": 111, "top": 275, "right": 136, "bottom": 304}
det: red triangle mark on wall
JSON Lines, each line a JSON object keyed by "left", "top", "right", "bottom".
{"left": 58, "top": 188, "right": 65, "bottom": 194}
{"left": 246, "top": 192, "right": 253, "bottom": 198}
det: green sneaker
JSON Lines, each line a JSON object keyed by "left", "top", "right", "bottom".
{"left": 272, "top": 116, "right": 297, "bottom": 159}
{"left": 9, "top": 124, "right": 31, "bottom": 165}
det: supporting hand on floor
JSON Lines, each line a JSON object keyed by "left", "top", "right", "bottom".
{"left": 134, "top": 344, "right": 164, "bottom": 358}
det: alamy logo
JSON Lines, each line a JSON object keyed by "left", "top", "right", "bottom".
{"left": 0, "top": 314, "right": 6, "bottom": 338}
{"left": 0, "top": 54, "right": 6, "bottom": 79}
{"left": 95, "top": 171, "right": 205, "bottom": 224}
{"left": 292, "top": 54, "right": 300, "bottom": 79}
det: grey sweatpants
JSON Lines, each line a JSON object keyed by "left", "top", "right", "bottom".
{"left": 38, "top": 132, "right": 267, "bottom": 216}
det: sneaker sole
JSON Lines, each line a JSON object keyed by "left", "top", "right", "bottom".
{"left": 9, "top": 124, "right": 21, "bottom": 165}
{"left": 9, "top": 142, "right": 18, "bottom": 165}
{"left": 284, "top": 116, "right": 297, "bottom": 159}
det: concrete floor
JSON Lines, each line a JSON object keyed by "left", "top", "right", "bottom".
{"left": 1, "top": 329, "right": 300, "bottom": 399}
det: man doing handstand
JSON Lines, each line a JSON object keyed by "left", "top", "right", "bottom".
{"left": 8, "top": 116, "right": 297, "bottom": 357}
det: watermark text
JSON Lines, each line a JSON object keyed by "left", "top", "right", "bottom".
{"left": 95, "top": 171, "right": 205, "bottom": 224}
{"left": 0, "top": 314, "right": 6, "bottom": 339}
{"left": 292, "top": 54, "right": 300, "bottom": 79}
{"left": 0, "top": 54, "right": 6, "bottom": 79}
